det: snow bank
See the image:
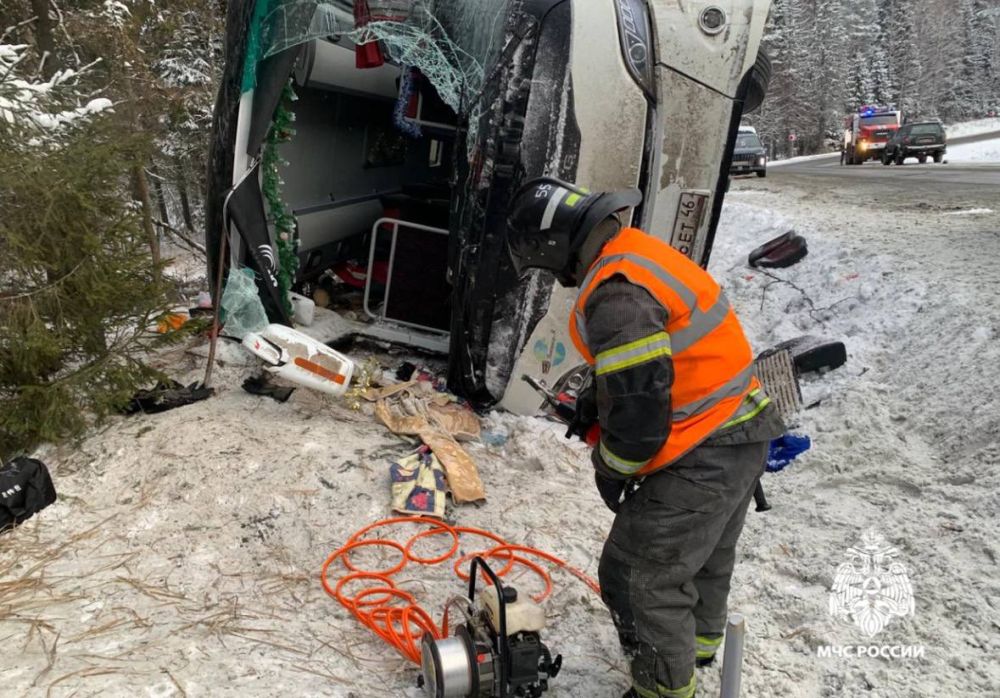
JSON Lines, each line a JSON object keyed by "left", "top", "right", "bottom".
{"left": 707, "top": 189, "right": 1000, "bottom": 696}
{"left": 946, "top": 136, "right": 1000, "bottom": 162}
{"left": 946, "top": 116, "right": 1000, "bottom": 139}
{"left": 945, "top": 208, "right": 995, "bottom": 216}
{"left": 769, "top": 151, "right": 839, "bottom": 167}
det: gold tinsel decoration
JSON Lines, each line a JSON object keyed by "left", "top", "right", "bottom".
{"left": 344, "top": 357, "right": 383, "bottom": 411}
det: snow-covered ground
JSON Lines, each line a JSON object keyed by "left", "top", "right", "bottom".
{"left": 945, "top": 116, "right": 1000, "bottom": 139}
{"left": 769, "top": 151, "right": 838, "bottom": 167}
{"left": 947, "top": 136, "right": 1000, "bottom": 162}
{"left": 3, "top": 181, "right": 999, "bottom": 696}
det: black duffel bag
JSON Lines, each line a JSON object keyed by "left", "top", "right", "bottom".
{"left": 1, "top": 457, "right": 58, "bottom": 533}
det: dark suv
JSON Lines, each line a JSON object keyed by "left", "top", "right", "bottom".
{"left": 882, "top": 121, "right": 947, "bottom": 165}
{"left": 730, "top": 128, "right": 767, "bottom": 177}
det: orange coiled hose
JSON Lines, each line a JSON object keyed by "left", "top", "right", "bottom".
{"left": 320, "top": 516, "right": 601, "bottom": 664}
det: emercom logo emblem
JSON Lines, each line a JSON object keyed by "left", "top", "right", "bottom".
{"left": 829, "top": 528, "right": 915, "bottom": 637}
{"left": 817, "top": 530, "right": 924, "bottom": 660}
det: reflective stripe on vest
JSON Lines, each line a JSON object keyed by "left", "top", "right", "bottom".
{"left": 672, "top": 366, "right": 754, "bottom": 421}
{"left": 574, "top": 253, "right": 732, "bottom": 355}
{"left": 721, "top": 388, "right": 772, "bottom": 430}
{"left": 595, "top": 331, "right": 672, "bottom": 376}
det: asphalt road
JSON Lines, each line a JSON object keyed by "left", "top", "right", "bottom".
{"left": 770, "top": 130, "right": 1000, "bottom": 187}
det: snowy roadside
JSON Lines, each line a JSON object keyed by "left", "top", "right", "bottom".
{"left": 946, "top": 136, "right": 1000, "bottom": 162}
{"left": 769, "top": 152, "right": 838, "bottom": 167}
{"left": 713, "top": 180, "right": 1000, "bottom": 694}
{"left": 3, "top": 182, "right": 999, "bottom": 697}
{"left": 945, "top": 116, "right": 1000, "bottom": 139}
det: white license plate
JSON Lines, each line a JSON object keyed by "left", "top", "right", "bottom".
{"left": 671, "top": 191, "right": 710, "bottom": 260}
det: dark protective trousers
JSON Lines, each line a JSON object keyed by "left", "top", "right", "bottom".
{"left": 598, "top": 439, "right": 768, "bottom": 694}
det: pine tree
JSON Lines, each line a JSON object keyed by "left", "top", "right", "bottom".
{"left": 0, "top": 5, "right": 213, "bottom": 458}
{"left": 752, "top": 0, "right": 999, "bottom": 155}
{"left": 0, "top": 117, "right": 174, "bottom": 459}
{"left": 886, "top": 0, "right": 923, "bottom": 116}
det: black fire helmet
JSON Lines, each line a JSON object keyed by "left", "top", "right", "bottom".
{"left": 507, "top": 177, "right": 642, "bottom": 285}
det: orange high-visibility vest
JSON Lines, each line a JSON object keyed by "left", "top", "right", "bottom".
{"left": 569, "top": 227, "right": 763, "bottom": 476}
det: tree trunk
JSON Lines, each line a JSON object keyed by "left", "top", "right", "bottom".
{"left": 176, "top": 156, "right": 196, "bottom": 232}
{"left": 133, "top": 164, "right": 161, "bottom": 282}
{"left": 29, "top": 0, "right": 63, "bottom": 79}
{"left": 151, "top": 167, "right": 171, "bottom": 226}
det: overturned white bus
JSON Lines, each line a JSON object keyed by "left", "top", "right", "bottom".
{"left": 206, "top": 0, "right": 771, "bottom": 412}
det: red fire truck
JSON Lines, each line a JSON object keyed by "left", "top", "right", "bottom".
{"left": 841, "top": 105, "right": 902, "bottom": 165}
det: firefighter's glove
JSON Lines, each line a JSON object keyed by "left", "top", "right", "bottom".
{"left": 594, "top": 470, "right": 626, "bottom": 513}
{"left": 566, "top": 381, "right": 599, "bottom": 441}
{"left": 593, "top": 448, "right": 628, "bottom": 512}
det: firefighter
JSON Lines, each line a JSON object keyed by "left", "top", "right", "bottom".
{"left": 507, "top": 178, "right": 785, "bottom": 698}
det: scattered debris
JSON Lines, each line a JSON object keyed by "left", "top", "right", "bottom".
{"left": 220, "top": 266, "right": 269, "bottom": 339}
{"left": 389, "top": 448, "right": 447, "bottom": 518}
{"left": 289, "top": 292, "right": 315, "bottom": 326}
{"left": 396, "top": 361, "right": 418, "bottom": 381}
{"left": 481, "top": 430, "right": 510, "bottom": 448}
{"left": 772, "top": 335, "right": 847, "bottom": 375}
{"left": 242, "top": 373, "right": 296, "bottom": 403}
{"left": 766, "top": 434, "right": 812, "bottom": 472}
{"left": 0, "top": 457, "right": 58, "bottom": 532}
{"left": 417, "top": 430, "right": 486, "bottom": 504}
{"left": 367, "top": 379, "right": 486, "bottom": 503}
{"left": 123, "top": 380, "right": 214, "bottom": 415}
{"left": 242, "top": 324, "right": 355, "bottom": 396}
{"left": 748, "top": 231, "right": 808, "bottom": 268}
{"left": 156, "top": 311, "right": 189, "bottom": 334}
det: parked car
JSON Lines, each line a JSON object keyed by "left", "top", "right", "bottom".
{"left": 882, "top": 121, "right": 947, "bottom": 165}
{"left": 730, "top": 126, "right": 767, "bottom": 177}
{"left": 207, "top": 0, "right": 773, "bottom": 412}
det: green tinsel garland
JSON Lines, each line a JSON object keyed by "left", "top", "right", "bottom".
{"left": 262, "top": 81, "right": 299, "bottom": 318}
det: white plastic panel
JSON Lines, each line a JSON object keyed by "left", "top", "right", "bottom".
{"left": 649, "top": 0, "right": 769, "bottom": 96}
{"left": 295, "top": 39, "right": 401, "bottom": 99}
{"left": 646, "top": 0, "right": 771, "bottom": 262}
{"left": 295, "top": 200, "right": 383, "bottom": 252}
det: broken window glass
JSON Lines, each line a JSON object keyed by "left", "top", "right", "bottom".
{"left": 246, "top": 0, "right": 516, "bottom": 115}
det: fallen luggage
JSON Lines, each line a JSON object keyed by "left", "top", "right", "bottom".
{"left": 749, "top": 231, "right": 808, "bottom": 268}
{"left": 1, "top": 457, "right": 57, "bottom": 532}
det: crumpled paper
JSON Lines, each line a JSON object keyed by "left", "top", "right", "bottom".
{"left": 373, "top": 383, "right": 485, "bottom": 503}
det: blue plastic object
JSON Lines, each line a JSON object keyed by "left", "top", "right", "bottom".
{"left": 767, "top": 434, "right": 811, "bottom": 472}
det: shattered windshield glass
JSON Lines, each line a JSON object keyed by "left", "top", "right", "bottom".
{"left": 261, "top": 1, "right": 346, "bottom": 58}
{"left": 241, "top": 0, "right": 519, "bottom": 156}
{"left": 350, "top": 0, "right": 516, "bottom": 113}
{"left": 253, "top": 0, "right": 516, "bottom": 116}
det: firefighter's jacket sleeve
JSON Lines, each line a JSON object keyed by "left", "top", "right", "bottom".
{"left": 583, "top": 275, "right": 673, "bottom": 479}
